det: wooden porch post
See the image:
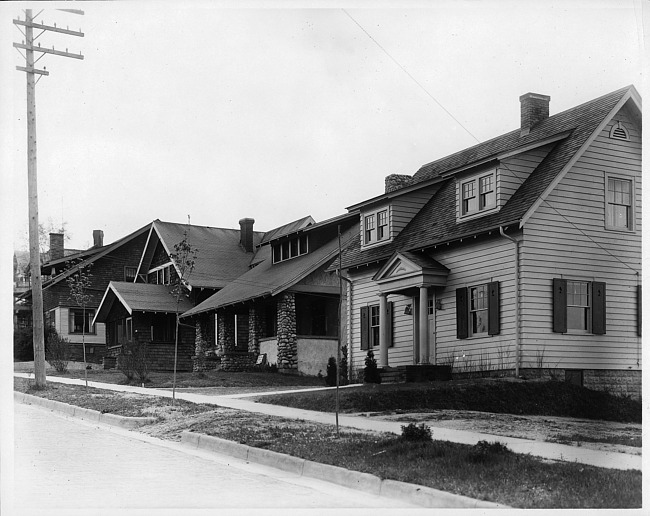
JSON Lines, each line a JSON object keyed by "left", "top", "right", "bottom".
{"left": 378, "top": 293, "right": 388, "bottom": 367}
{"left": 419, "top": 286, "right": 428, "bottom": 364}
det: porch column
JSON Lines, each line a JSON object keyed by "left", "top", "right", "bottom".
{"left": 419, "top": 286, "right": 428, "bottom": 363}
{"left": 379, "top": 293, "right": 388, "bottom": 367}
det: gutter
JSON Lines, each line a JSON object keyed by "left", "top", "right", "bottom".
{"left": 499, "top": 226, "right": 521, "bottom": 377}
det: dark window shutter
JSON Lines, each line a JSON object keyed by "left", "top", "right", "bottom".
{"left": 456, "top": 287, "right": 469, "bottom": 339}
{"left": 553, "top": 278, "right": 567, "bottom": 333}
{"left": 385, "top": 301, "right": 393, "bottom": 347}
{"left": 591, "top": 282, "right": 606, "bottom": 335}
{"left": 487, "top": 281, "right": 500, "bottom": 335}
{"left": 360, "top": 306, "right": 369, "bottom": 350}
{"left": 638, "top": 285, "right": 642, "bottom": 337}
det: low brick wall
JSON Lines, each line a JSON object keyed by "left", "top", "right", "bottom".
{"left": 519, "top": 368, "right": 641, "bottom": 400}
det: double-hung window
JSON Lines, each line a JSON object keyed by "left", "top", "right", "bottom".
{"left": 606, "top": 176, "right": 633, "bottom": 231}
{"left": 360, "top": 302, "right": 393, "bottom": 350}
{"left": 553, "top": 278, "right": 606, "bottom": 334}
{"left": 460, "top": 170, "right": 496, "bottom": 217}
{"left": 456, "top": 282, "right": 500, "bottom": 339}
{"left": 363, "top": 208, "right": 389, "bottom": 246}
{"left": 69, "top": 308, "right": 96, "bottom": 335}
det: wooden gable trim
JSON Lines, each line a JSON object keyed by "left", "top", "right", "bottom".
{"left": 519, "top": 86, "right": 641, "bottom": 228}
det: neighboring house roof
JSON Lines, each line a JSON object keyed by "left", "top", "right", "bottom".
{"left": 259, "top": 215, "right": 315, "bottom": 245}
{"left": 19, "top": 223, "right": 151, "bottom": 300}
{"left": 337, "top": 85, "right": 640, "bottom": 270}
{"left": 143, "top": 220, "right": 265, "bottom": 290}
{"left": 94, "top": 281, "right": 193, "bottom": 324}
{"left": 183, "top": 216, "right": 358, "bottom": 317}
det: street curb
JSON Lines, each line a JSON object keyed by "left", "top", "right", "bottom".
{"left": 14, "top": 391, "right": 157, "bottom": 429}
{"left": 180, "top": 430, "right": 506, "bottom": 508}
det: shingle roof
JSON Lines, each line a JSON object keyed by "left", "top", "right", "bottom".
{"left": 259, "top": 216, "right": 315, "bottom": 245}
{"left": 182, "top": 224, "right": 358, "bottom": 317}
{"left": 337, "top": 86, "right": 636, "bottom": 270}
{"left": 94, "top": 281, "right": 193, "bottom": 323}
{"left": 153, "top": 220, "right": 264, "bottom": 290}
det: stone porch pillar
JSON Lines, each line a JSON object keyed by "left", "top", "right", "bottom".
{"left": 217, "top": 310, "right": 235, "bottom": 355}
{"left": 276, "top": 293, "right": 297, "bottom": 372}
{"left": 248, "top": 305, "right": 260, "bottom": 355}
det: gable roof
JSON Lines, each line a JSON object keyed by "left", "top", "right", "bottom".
{"left": 337, "top": 85, "right": 640, "bottom": 271}
{"left": 259, "top": 216, "right": 315, "bottom": 245}
{"left": 182, "top": 217, "right": 358, "bottom": 317}
{"left": 93, "top": 281, "right": 193, "bottom": 324}
{"left": 138, "top": 220, "right": 265, "bottom": 290}
{"left": 20, "top": 223, "right": 151, "bottom": 299}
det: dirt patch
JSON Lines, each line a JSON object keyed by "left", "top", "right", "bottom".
{"left": 358, "top": 409, "right": 641, "bottom": 455}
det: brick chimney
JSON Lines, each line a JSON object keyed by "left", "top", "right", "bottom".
{"left": 49, "top": 233, "right": 64, "bottom": 261}
{"left": 239, "top": 218, "right": 255, "bottom": 253}
{"left": 385, "top": 174, "right": 413, "bottom": 193}
{"left": 93, "top": 230, "right": 104, "bottom": 248}
{"left": 520, "top": 92, "right": 550, "bottom": 136}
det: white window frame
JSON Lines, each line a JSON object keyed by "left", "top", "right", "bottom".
{"left": 362, "top": 206, "right": 390, "bottom": 247}
{"left": 605, "top": 173, "right": 635, "bottom": 232}
{"left": 566, "top": 280, "right": 591, "bottom": 333}
{"left": 68, "top": 308, "right": 96, "bottom": 335}
{"left": 468, "top": 283, "right": 489, "bottom": 337}
{"left": 459, "top": 169, "right": 497, "bottom": 219}
{"left": 148, "top": 262, "right": 173, "bottom": 285}
{"left": 369, "top": 304, "right": 380, "bottom": 347}
{"left": 272, "top": 234, "right": 309, "bottom": 264}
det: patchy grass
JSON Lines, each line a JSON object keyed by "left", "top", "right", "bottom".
{"left": 14, "top": 377, "right": 216, "bottom": 418}
{"left": 188, "top": 414, "right": 641, "bottom": 509}
{"left": 550, "top": 433, "right": 642, "bottom": 448}
{"left": 37, "top": 366, "right": 325, "bottom": 390}
{"left": 14, "top": 377, "right": 641, "bottom": 508}
{"left": 255, "top": 379, "right": 641, "bottom": 423}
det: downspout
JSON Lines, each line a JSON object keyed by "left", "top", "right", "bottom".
{"left": 500, "top": 227, "right": 520, "bottom": 377}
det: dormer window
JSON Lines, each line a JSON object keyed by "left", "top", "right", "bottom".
{"left": 363, "top": 207, "right": 390, "bottom": 246}
{"left": 459, "top": 169, "right": 496, "bottom": 218}
{"left": 272, "top": 235, "right": 308, "bottom": 263}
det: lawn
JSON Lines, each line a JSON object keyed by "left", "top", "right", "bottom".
{"left": 13, "top": 376, "right": 642, "bottom": 509}
{"left": 253, "top": 378, "right": 642, "bottom": 423}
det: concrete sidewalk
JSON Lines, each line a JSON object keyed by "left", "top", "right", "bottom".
{"left": 14, "top": 372, "right": 642, "bottom": 471}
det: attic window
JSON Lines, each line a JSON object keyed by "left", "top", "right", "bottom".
{"left": 609, "top": 121, "right": 630, "bottom": 141}
{"left": 272, "top": 235, "right": 308, "bottom": 263}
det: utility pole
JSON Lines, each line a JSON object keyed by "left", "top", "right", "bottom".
{"left": 14, "top": 9, "right": 84, "bottom": 388}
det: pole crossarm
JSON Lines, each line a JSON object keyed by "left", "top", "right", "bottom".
{"left": 13, "top": 18, "right": 84, "bottom": 37}
{"left": 16, "top": 65, "right": 49, "bottom": 76}
{"left": 13, "top": 42, "right": 84, "bottom": 60}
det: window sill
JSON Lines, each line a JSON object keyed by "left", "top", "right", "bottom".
{"left": 604, "top": 225, "right": 635, "bottom": 234}
{"left": 457, "top": 207, "right": 498, "bottom": 224}
{"left": 360, "top": 238, "right": 393, "bottom": 251}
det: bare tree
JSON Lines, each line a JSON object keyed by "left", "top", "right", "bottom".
{"left": 66, "top": 260, "right": 93, "bottom": 390}
{"left": 169, "top": 228, "right": 198, "bottom": 404}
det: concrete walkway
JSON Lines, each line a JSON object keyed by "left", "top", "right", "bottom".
{"left": 14, "top": 373, "right": 641, "bottom": 471}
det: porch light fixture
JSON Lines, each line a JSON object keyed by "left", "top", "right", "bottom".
{"left": 404, "top": 304, "right": 413, "bottom": 315}
{"left": 435, "top": 300, "right": 443, "bottom": 310}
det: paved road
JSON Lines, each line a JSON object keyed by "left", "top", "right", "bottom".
{"left": 14, "top": 403, "right": 418, "bottom": 515}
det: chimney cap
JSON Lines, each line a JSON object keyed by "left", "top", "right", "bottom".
{"left": 519, "top": 92, "right": 551, "bottom": 102}
{"left": 238, "top": 217, "right": 255, "bottom": 225}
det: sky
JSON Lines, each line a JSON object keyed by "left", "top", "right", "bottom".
{"left": 3, "top": 0, "right": 646, "bottom": 253}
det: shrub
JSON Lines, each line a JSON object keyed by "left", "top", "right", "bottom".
{"left": 45, "top": 330, "right": 70, "bottom": 373}
{"left": 364, "top": 350, "right": 382, "bottom": 384}
{"left": 325, "top": 357, "right": 337, "bottom": 386}
{"left": 467, "top": 440, "right": 511, "bottom": 464}
{"left": 118, "top": 340, "right": 149, "bottom": 383}
{"left": 14, "top": 325, "right": 58, "bottom": 362}
{"left": 340, "top": 345, "right": 349, "bottom": 386}
{"left": 400, "top": 423, "right": 432, "bottom": 442}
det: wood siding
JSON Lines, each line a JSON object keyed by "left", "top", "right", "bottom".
{"left": 346, "top": 236, "right": 517, "bottom": 373}
{"left": 430, "top": 237, "right": 517, "bottom": 372}
{"left": 520, "top": 105, "right": 642, "bottom": 370}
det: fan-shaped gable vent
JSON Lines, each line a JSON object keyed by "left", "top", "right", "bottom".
{"left": 609, "top": 121, "right": 630, "bottom": 141}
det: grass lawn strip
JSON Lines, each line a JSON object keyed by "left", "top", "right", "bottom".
{"left": 14, "top": 378, "right": 641, "bottom": 509}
